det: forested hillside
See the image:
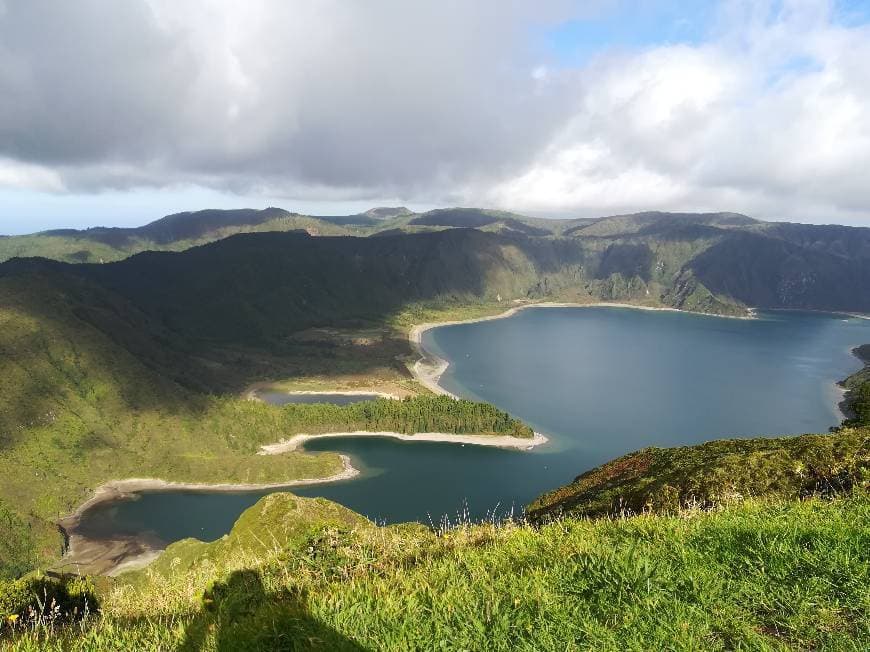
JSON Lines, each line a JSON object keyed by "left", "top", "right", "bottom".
{"left": 6, "top": 210, "right": 869, "bottom": 316}
{"left": 3, "top": 208, "right": 870, "bottom": 318}
{"left": 1, "top": 210, "right": 868, "bottom": 649}
{"left": 0, "top": 254, "right": 534, "bottom": 580}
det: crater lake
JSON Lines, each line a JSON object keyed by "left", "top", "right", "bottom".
{"left": 72, "top": 307, "right": 870, "bottom": 548}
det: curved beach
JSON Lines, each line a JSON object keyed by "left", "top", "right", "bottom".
{"left": 408, "top": 301, "right": 756, "bottom": 396}
{"left": 244, "top": 386, "right": 402, "bottom": 401}
{"left": 55, "top": 455, "right": 359, "bottom": 576}
{"left": 258, "top": 430, "right": 548, "bottom": 455}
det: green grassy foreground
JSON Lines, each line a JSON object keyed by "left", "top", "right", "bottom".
{"left": 4, "top": 492, "right": 868, "bottom": 651}
{"left": 2, "top": 428, "right": 868, "bottom": 650}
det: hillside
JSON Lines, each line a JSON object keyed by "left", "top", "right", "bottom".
{"left": 0, "top": 208, "right": 358, "bottom": 263}
{"left": 527, "top": 428, "right": 869, "bottom": 522}
{"left": 0, "top": 217, "right": 868, "bottom": 647}
{"left": 0, "top": 256, "right": 534, "bottom": 580}
{"left": 3, "top": 434, "right": 867, "bottom": 650}
{"left": 841, "top": 344, "right": 870, "bottom": 426}
{"left": 5, "top": 209, "right": 870, "bottom": 315}
{"left": 0, "top": 267, "right": 348, "bottom": 577}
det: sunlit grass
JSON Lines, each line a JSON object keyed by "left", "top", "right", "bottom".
{"left": 6, "top": 493, "right": 868, "bottom": 651}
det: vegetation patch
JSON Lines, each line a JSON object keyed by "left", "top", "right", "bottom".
{"left": 841, "top": 344, "right": 870, "bottom": 427}
{"left": 3, "top": 494, "right": 867, "bottom": 650}
{"left": 527, "top": 428, "right": 870, "bottom": 522}
{"left": 0, "top": 574, "right": 97, "bottom": 633}
{"left": 268, "top": 396, "right": 533, "bottom": 440}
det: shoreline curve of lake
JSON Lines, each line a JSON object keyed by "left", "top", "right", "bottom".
{"left": 409, "top": 301, "right": 756, "bottom": 397}
{"left": 55, "top": 455, "right": 359, "bottom": 575}
{"left": 258, "top": 430, "right": 548, "bottom": 455}
{"left": 60, "top": 304, "right": 870, "bottom": 575}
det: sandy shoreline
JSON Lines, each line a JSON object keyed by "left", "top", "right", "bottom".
{"left": 60, "top": 454, "right": 360, "bottom": 526}
{"left": 409, "top": 301, "right": 868, "bottom": 423}
{"left": 258, "top": 430, "right": 548, "bottom": 455}
{"left": 55, "top": 455, "right": 359, "bottom": 576}
{"left": 56, "top": 421, "right": 546, "bottom": 576}
{"left": 408, "top": 300, "right": 756, "bottom": 397}
{"left": 245, "top": 386, "right": 400, "bottom": 401}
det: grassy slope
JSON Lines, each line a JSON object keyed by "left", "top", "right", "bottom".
{"left": 0, "top": 266, "right": 533, "bottom": 579}
{"left": 0, "top": 272, "right": 348, "bottom": 577}
{"left": 527, "top": 428, "right": 869, "bottom": 522}
{"left": 8, "top": 493, "right": 868, "bottom": 651}
{"left": 0, "top": 214, "right": 358, "bottom": 264}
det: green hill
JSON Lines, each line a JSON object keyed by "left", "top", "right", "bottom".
{"left": 3, "top": 433, "right": 867, "bottom": 650}
{"left": 0, "top": 253, "right": 533, "bottom": 580}
{"left": 8, "top": 207, "right": 870, "bottom": 314}
{"left": 527, "top": 428, "right": 869, "bottom": 522}
{"left": 0, "top": 217, "right": 869, "bottom": 648}
{"left": 0, "top": 208, "right": 357, "bottom": 264}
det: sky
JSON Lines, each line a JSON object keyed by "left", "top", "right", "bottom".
{"left": 1, "top": 0, "right": 870, "bottom": 234}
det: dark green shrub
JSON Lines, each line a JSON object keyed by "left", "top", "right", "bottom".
{"left": 0, "top": 573, "right": 98, "bottom": 630}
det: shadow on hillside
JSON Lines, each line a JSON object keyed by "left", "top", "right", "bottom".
{"left": 180, "top": 569, "right": 366, "bottom": 652}
{"left": 1, "top": 229, "right": 595, "bottom": 413}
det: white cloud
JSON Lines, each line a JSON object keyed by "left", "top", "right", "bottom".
{"left": 0, "top": 158, "right": 64, "bottom": 192}
{"left": 0, "top": 0, "right": 868, "bottom": 225}
{"left": 485, "top": 0, "right": 870, "bottom": 224}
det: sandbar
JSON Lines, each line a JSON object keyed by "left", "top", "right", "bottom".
{"left": 258, "top": 430, "right": 548, "bottom": 455}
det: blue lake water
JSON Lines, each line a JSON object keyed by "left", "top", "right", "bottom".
{"left": 75, "top": 308, "right": 869, "bottom": 546}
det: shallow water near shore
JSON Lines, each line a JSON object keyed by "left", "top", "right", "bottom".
{"left": 74, "top": 307, "right": 870, "bottom": 551}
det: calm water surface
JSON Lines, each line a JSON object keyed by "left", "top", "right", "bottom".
{"left": 76, "top": 308, "right": 869, "bottom": 546}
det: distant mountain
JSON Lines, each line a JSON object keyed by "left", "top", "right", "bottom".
{"left": 132, "top": 207, "right": 297, "bottom": 244}
{"left": 3, "top": 217, "right": 868, "bottom": 355}
{"left": 563, "top": 211, "right": 758, "bottom": 237}
{"left": 40, "top": 207, "right": 301, "bottom": 247}
{"left": 0, "top": 205, "right": 814, "bottom": 266}
{"left": 408, "top": 208, "right": 550, "bottom": 236}
{"left": 0, "top": 207, "right": 359, "bottom": 263}
{"left": 363, "top": 206, "right": 413, "bottom": 219}
{"left": 2, "top": 207, "right": 869, "bottom": 316}
{"left": 312, "top": 206, "right": 414, "bottom": 227}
